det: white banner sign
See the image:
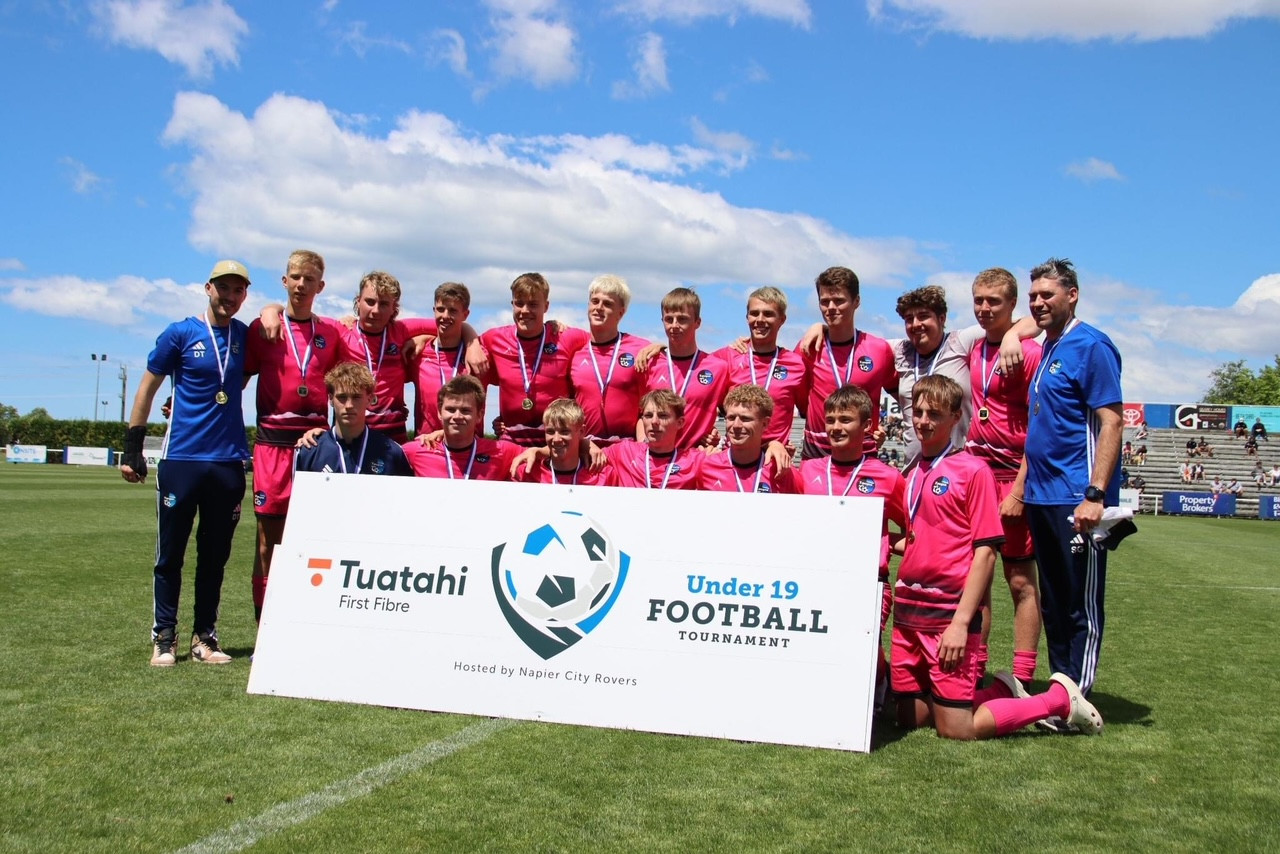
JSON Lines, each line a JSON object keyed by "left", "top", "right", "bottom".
{"left": 64, "top": 446, "right": 111, "bottom": 466}
{"left": 249, "top": 473, "right": 885, "bottom": 752}
{"left": 5, "top": 444, "right": 47, "bottom": 464}
{"left": 1118, "top": 488, "right": 1141, "bottom": 512}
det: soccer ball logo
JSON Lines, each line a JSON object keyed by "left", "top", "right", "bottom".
{"left": 491, "top": 511, "right": 630, "bottom": 660}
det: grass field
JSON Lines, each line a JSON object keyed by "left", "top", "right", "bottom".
{"left": 2, "top": 465, "right": 1278, "bottom": 853}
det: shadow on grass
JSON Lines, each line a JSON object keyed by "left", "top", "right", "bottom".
{"left": 1089, "top": 691, "right": 1154, "bottom": 727}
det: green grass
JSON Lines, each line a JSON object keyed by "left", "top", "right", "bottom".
{"left": 2, "top": 465, "right": 1278, "bottom": 852}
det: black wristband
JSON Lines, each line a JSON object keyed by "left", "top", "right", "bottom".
{"left": 124, "top": 425, "right": 147, "bottom": 456}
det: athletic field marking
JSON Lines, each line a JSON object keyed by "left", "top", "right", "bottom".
{"left": 174, "top": 717, "right": 514, "bottom": 854}
{"left": 1110, "top": 580, "right": 1280, "bottom": 592}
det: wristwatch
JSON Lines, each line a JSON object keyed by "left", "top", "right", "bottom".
{"left": 1084, "top": 485, "right": 1105, "bottom": 503}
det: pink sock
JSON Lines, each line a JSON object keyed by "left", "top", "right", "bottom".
{"left": 982, "top": 683, "right": 1070, "bottom": 736}
{"left": 252, "top": 575, "right": 268, "bottom": 610}
{"left": 972, "top": 677, "right": 1012, "bottom": 707}
{"left": 974, "top": 643, "right": 989, "bottom": 687}
{"left": 1012, "top": 650, "right": 1037, "bottom": 683}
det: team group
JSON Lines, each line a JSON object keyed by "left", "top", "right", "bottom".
{"left": 120, "top": 250, "right": 1124, "bottom": 741}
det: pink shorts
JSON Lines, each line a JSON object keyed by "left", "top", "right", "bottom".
{"left": 879, "top": 575, "right": 892, "bottom": 630}
{"left": 890, "top": 624, "right": 981, "bottom": 707}
{"left": 996, "top": 478, "right": 1035, "bottom": 561}
{"left": 251, "top": 444, "right": 295, "bottom": 517}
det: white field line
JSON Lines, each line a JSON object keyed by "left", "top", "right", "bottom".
{"left": 1109, "top": 580, "right": 1280, "bottom": 591}
{"left": 174, "top": 717, "right": 515, "bottom": 854}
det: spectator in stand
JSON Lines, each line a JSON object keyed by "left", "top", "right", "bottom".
{"left": 1130, "top": 473, "right": 1146, "bottom": 493}
{"left": 1134, "top": 420, "right": 1148, "bottom": 440}
{"left": 1119, "top": 467, "right": 1130, "bottom": 488}
{"left": 1233, "top": 419, "right": 1248, "bottom": 439}
{"left": 1225, "top": 478, "right": 1245, "bottom": 497}
{"left": 1197, "top": 436, "right": 1215, "bottom": 457}
{"left": 1186, "top": 437, "right": 1198, "bottom": 456}
{"left": 1193, "top": 461, "right": 1205, "bottom": 481}
{"left": 1210, "top": 475, "right": 1225, "bottom": 496}
{"left": 1180, "top": 460, "right": 1193, "bottom": 483}
{"left": 1267, "top": 463, "right": 1280, "bottom": 487}
{"left": 1252, "top": 418, "right": 1269, "bottom": 442}
{"left": 1244, "top": 435, "right": 1258, "bottom": 456}
{"left": 1133, "top": 445, "right": 1147, "bottom": 465}
{"left": 1252, "top": 460, "right": 1266, "bottom": 488}
{"left": 1122, "top": 441, "right": 1133, "bottom": 464}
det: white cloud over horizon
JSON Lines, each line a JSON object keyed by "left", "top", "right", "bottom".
{"left": 1065, "top": 157, "right": 1124, "bottom": 183}
{"left": 615, "top": 0, "right": 812, "bottom": 28}
{"left": 866, "top": 0, "right": 1280, "bottom": 42}
{"left": 91, "top": 0, "right": 248, "bottom": 78}
{"left": 612, "top": 32, "right": 671, "bottom": 99}
{"left": 485, "top": 0, "right": 579, "bottom": 87}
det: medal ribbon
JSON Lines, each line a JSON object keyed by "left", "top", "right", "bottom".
{"left": 906, "top": 442, "right": 952, "bottom": 522}
{"left": 360, "top": 329, "right": 388, "bottom": 377}
{"left": 333, "top": 427, "right": 369, "bottom": 475}
{"left": 978, "top": 340, "right": 1001, "bottom": 405}
{"left": 645, "top": 448, "right": 679, "bottom": 490}
{"left": 445, "top": 441, "right": 478, "bottom": 481}
{"left": 734, "top": 455, "right": 766, "bottom": 494}
{"left": 1031, "top": 317, "right": 1081, "bottom": 408}
{"left": 589, "top": 336, "right": 622, "bottom": 401}
{"left": 748, "top": 349, "right": 781, "bottom": 391}
{"left": 825, "top": 330, "right": 858, "bottom": 388}
{"left": 826, "top": 455, "right": 867, "bottom": 498}
{"left": 202, "top": 310, "right": 233, "bottom": 397}
{"left": 434, "top": 340, "right": 465, "bottom": 386}
{"left": 516, "top": 327, "right": 548, "bottom": 402}
{"left": 284, "top": 316, "right": 316, "bottom": 389}
{"left": 914, "top": 346, "right": 939, "bottom": 379}
{"left": 666, "top": 351, "right": 702, "bottom": 398}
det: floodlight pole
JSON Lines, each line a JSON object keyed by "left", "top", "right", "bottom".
{"left": 91, "top": 354, "right": 107, "bottom": 421}
{"left": 118, "top": 364, "right": 128, "bottom": 422}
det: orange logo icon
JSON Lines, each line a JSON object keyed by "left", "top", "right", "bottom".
{"left": 308, "top": 557, "right": 332, "bottom": 587}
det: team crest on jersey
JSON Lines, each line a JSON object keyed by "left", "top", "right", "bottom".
{"left": 388, "top": 343, "right": 400, "bottom": 356}
{"left": 667, "top": 463, "right": 681, "bottom": 474}
{"left": 543, "top": 343, "right": 558, "bottom": 355}
{"left": 932, "top": 476, "right": 951, "bottom": 496}
{"left": 858, "top": 355, "right": 873, "bottom": 372}
{"left": 772, "top": 365, "right": 788, "bottom": 380}
{"left": 162, "top": 493, "right": 177, "bottom": 508}
{"left": 697, "top": 369, "right": 714, "bottom": 385}
{"left": 314, "top": 335, "right": 327, "bottom": 349}
{"left": 857, "top": 476, "right": 876, "bottom": 494}
{"left": 619, "top": 353, "right": 635, "bottom": 368}
{"left": 371, "top": 458, "right": 385, "bottom": 473}
{"left": 1048, "top": 359, "right": 1063, "bottom": 375}
{"left": 757, "top": 483, "right": 772, "bottom": 493}
{"left": 477, "top": 453, "right": 491, "bottom": 464}
{"left": 254, "top": 490, "right": 267, "bottom": 507}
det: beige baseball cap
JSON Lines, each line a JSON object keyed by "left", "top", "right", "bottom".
{"left": 208, "top": 259, "right": 251, "bottom": 284}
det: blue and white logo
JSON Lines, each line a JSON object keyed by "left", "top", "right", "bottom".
{"left": 857, "top": 476, "right": 876, "bottom": 494}
{"left": 697, "top": 369, "right": 713, "bottom": 385}
{"left": 858, "top": 355, "right": 873, "bottom": 372}
{"left": 619, "top": 353, "right": 635, "bottom": 368}
{"left": 772, "top": 365, "right": 788, "bottom": 380}
{"left": 162, "top": 493, "right": 177, "bottom": 508}
{"left": 492, "top": 511, "right": 630, "bottom": 660}
{"left": 314, "top": 335, "right": 327, "bottom": 349}
{"left": 543, "top": 343, "right": 559, "bottom": 355}
{"left": 1048, "top": 359, "right": 1063, "bottom": 375}
{"left": 932, "top": 476, "right": 951, "bottom": 496}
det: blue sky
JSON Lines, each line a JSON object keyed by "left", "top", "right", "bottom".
{"left": 2, "top": 0, "right": 1278, "bottom": 422}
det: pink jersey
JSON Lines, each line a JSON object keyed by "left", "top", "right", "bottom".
{"left": 569, "top": 332, "right": 651, "bottom": 444}
{"left": 798, "top": 330, "right": 896, "bottom": 456}
{"left": 797, "top": 455, "right": 907, "bottom": 572}
{"left": 414, "top": 340, "right": 470, "bottom": 435}
{"left": 401, "top": 437, "right": 521, "bottom": 481}
{"left": 713, "top": 346, "right": 809, "bottom": 443}
{"left": 603, "top": 440, "right": 703, "bottom": 490}
{"left": 341, "top": 317, "right": 436, "bottom": 441}
{"left": 246, "top": 315, "right": 346, "bottom": 445}
{"left": 518, "top": 459, "right": 618, "bottom": 487}
{"left": 699, "top": 449, "right": 797, "bottom": 494}
{"left": 964, "top": 337, "right": 1043, "bottom": 479}
{"left": 480, "top": 324, "right": 590, "bottom": 446}
{"left": 895, "top": 450, "right": 1004, "bottom": 632}
{"left": 645, "top": 350, "right": 731, "bottom": 449}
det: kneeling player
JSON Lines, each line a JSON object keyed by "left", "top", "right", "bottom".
{"left": 518, "top": 399, "right": 616, "bottom": 486}
{"left": 402, "top": 376, "right": 521, "bottom": 480}
{"left": 798, "top": 384, "right": 906, "bottom": 702}
{"left": 294, "top": 363, "right": 413, "bottom": 477}
{"left": 700, "top": 384, "right": 796, "bottom": 493}
{"left": 604, "top": 390, "right": 703, "bottom": 489}
{"left": 893, "top": 376, "right": 1102, "bottom": 739}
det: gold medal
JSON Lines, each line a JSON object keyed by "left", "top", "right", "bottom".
{"left": 215, "top": 390, "right": 228, "bottom": 405}
{"left": 369, "top": 394, "right": 378, "bottom": 406}
{"left": 521, "top": 397, "right": 534, "bottom": 411}
{"left": 978, "top": 406, "right": 989, "bottom": 421}
{"left": 298, "top": 385, "right": 309, "bottom": 397}
{"left": 1033, "top": 401, "right": 1040, "bottom": 415}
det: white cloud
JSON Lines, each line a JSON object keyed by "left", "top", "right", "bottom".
{"left": 866, "top": 0, "right": 1280, "bottom": 41}
{"left": 427, "top": 28, "right": 470, "bottom": 76}
{"left": 1064, "top": 157, "right": 1124, "bottom": 183}
{"left": 615, "top": 0, "right": 812, "bottom": 27}
{"left": 689, "top": 117, "right": 755, "bottom": 170}
{"left": 612, "top": 32, "right": 670, "bottom": 100}
{"left": 485, "top": 0, "right": 578, "bottom": 87}
{"left": 150, "top": 91, "right": 921, "bottom": 325}
{"left": 59, "top": 157, "right": 105, "bottom": 194}
{"left": 91, "top": 0, "right": 248, "bottom": 78}
{"left": 335, "top": 20, "right": 411, "bottom": 58}
{"left": 0, "top": 259, "right": 25, "bottom": 271}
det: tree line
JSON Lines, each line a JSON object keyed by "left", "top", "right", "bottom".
{"left": 1202, "top": 356, "right": 1280, "bottom": 406}
{"left": 0, "top": 403, "right": 255, "bottom": 449}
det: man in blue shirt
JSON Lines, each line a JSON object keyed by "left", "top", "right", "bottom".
{"left": 294, "top": 362, "right": 413, "bottom": 477}
{"left": 1010, "top": 258, "right": 1122, "bottom": 713}
{"left": 121, "top": 260, "right": 252, "bottom": 667}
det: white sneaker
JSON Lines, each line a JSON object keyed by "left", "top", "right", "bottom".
{"left": 150, "top": 629, "right": 177, "bottom": 667}
{"left": 1049, "top": 673, "right": 1103, "bottom": 735}
{"left": 191, "top": 632, "right": 232, "bottom": 665}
